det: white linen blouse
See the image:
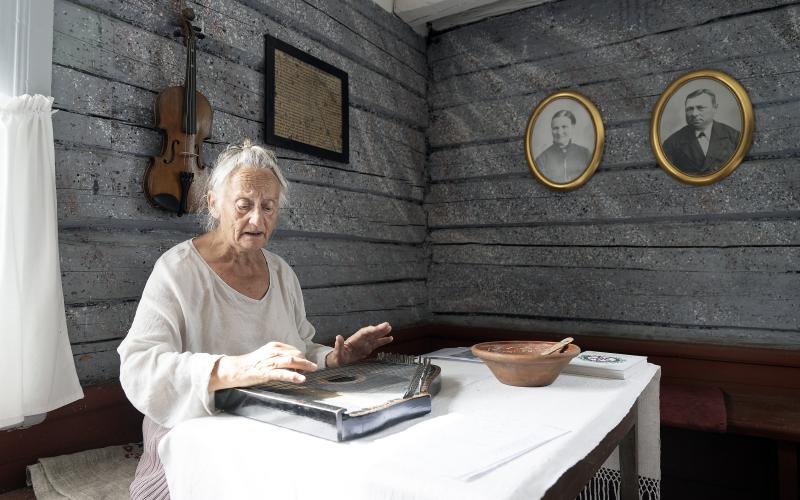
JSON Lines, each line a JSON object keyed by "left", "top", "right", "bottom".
{"left": 117, "top": 239, "right": 333, "bottom": 429}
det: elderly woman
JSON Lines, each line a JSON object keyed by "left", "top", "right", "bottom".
{"left": 118, "top": 140, "right": 393, "bottom": 499}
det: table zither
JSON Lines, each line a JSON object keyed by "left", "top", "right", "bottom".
{"left": 214, "top": 355, "right": 440, "bottom": 441}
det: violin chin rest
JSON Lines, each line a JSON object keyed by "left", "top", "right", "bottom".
{"left": 152, "top": 193, "right": 181, "bottom": 214}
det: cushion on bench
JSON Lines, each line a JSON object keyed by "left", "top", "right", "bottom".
{"left": 660, "top": 383, "right": 727, "bottom": 433}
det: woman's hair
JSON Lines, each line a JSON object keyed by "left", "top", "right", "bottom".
{"left": 202, "top": 139, "right": 290, "bottom": 231}
{"left": 551, "top": 109, "right": 577, "bottom": 125}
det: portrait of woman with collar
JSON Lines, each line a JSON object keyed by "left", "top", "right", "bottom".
{"left": 534, "top": 109, "right": 592, "bottom": 184}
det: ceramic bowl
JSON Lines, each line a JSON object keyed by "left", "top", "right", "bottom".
{"left": 471, "top": 340, "right": 581, "bottom": 387}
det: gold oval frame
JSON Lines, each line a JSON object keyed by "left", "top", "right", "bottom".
{"left": 524, "top": 91, "right": 605, "bottom": 191}
{"left": 651, "top": 69, "right": 754, "bottom": 186}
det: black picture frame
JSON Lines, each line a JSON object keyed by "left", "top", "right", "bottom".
{"left": 264, "top": 35, "right": 350, "bottom": 163}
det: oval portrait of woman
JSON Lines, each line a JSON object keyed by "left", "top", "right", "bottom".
{"left": 651, "top": 70, "right": 753, "bottom": 185}
{"left": 524, "top": 91, "right": 604, "bottom": 190}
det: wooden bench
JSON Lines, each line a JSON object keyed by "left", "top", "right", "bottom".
{"left": 2, "top": 323, "right": 798, "bottom": 498}
{"left": 0, "top": 383, "right": 143, "bottom": 493}
{"left": 386, "top": 324, "right": 800, "bottom": 500}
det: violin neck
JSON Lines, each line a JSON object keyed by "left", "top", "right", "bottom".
{"left": 182, "top": 34, "right": 197, "bottom": 135}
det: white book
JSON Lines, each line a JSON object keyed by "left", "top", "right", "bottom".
{"left": 562, "top": 350, "right": 647, "bottom": 379}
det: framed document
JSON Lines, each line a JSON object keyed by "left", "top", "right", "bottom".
{"left": 651, "top": 69, "right": 753, "bottom": 185}
{"left": 264, "top": 35, "right": 349, "bottom": 163}
{"left": 524, "top": 91, "right": 605, "bottom": 191}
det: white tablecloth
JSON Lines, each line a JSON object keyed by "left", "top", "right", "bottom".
{"left": 160, "top": 360, "right": 660, "bottom": 500}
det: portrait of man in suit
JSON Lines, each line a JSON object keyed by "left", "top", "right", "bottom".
{"left": 661, "top": 89, "right": 741, "bottom": 175}
{"left": 534, "top": 110, "right": 592, "bottom": 183}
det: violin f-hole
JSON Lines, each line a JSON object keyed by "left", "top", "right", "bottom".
{"left": 164, "top": 139, "right": 180, "bottom": 164}
{"left": 194, "top": 143, "right": 205, "bottom": 169}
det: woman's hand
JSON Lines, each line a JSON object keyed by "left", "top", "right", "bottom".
{"left": 325, "top": 322, "right": 393, "bottom": 368}
{"left": 208, "top": 341, "right": 318, "bottom": 392}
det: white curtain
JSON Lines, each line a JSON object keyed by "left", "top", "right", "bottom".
{"left": 0, "top": 94, "right": 83, "bottom": 429}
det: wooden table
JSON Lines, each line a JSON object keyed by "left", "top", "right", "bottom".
{"left": 543, "top": 403, "right": 638, "bottom": 499}
{"left": 160, "top": 361, "right": 658, "bottom": 500}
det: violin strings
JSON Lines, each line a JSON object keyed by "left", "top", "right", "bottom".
{"left": 191, "top": 33, "right": 197, "bottom": 135}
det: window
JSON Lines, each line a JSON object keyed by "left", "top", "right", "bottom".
{"left": 0, "top": 0, "right": 54, "bottom": 97}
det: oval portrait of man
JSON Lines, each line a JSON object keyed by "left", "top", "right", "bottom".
{"left": 525, "top": 92, "right": 603, "bottom": 190}
{"left": 652, "top": 70, "right": 753, "bottom": 184}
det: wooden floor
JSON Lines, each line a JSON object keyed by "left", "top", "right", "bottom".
{"left": 0, "top": 488, "right": 34, "bottom": 500}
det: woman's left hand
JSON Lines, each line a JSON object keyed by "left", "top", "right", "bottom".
{"left": 325, "top": 322, "right": 393, "bottom": 368}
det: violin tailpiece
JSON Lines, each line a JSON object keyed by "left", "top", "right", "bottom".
{"left": 178, "top": 171, "right": 195, "bottom": 217}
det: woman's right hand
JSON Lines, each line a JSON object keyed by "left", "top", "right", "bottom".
{"left": 208, "top": 341, "right": 318, "bottom": 392}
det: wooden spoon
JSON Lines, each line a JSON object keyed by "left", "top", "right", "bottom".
{"left": 541, "top": 337, "right": 574, "bottom": 356}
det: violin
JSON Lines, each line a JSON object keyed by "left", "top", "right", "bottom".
{"left": 145, "top": 6, "right": 212, "bottom": 216}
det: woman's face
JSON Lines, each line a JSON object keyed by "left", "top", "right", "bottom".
{"left": 551, "top": 115, "right": 574, "bottom": 147}
{"left": 210, "top": 166, "right": 282, "bottom": 252}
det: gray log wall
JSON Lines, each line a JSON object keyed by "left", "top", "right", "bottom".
{"left": 425, "top": 0, "right": 800, "bottom": 348}
{"left": 55, "top": 0, "right": 800, "bottom": 385}
{"left": 52, "top": 0, "right": 428, "bottom": 384}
